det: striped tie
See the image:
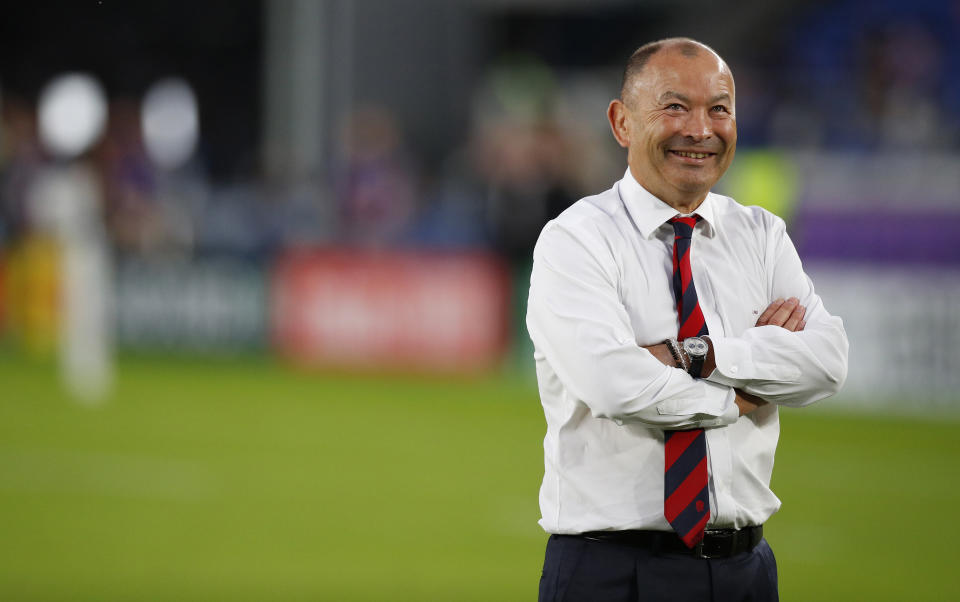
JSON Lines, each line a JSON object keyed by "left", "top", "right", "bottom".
{"left": 664, "top": 215, "right": 710, "bottom": 548}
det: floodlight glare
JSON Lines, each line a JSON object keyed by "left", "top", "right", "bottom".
{"left": 142, "top": 78, "right": 199, "bottom": 170}
{"left": 38, "top": 73, "right": 108, "bottom": 159}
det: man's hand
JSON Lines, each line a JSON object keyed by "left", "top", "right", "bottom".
{"left": 644, "top": 343, "right": 677, "bottom": 368}
{"left": 756, "top": 297, "right": 806, "bottom": 331}
{"left": 735, "top": 389, "right": 767, "bottom": 416}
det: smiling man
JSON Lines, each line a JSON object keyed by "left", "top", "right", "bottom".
{"left": 527, "top": 39, "right": 848, "bottom": 601}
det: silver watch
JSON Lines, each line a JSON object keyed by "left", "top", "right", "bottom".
{"left": 682, "top": 336, "right": 709, "bottom": 378}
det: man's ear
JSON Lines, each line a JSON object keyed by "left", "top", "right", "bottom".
{"left": 607, "top": 99, "right": 630, "bottom": 148}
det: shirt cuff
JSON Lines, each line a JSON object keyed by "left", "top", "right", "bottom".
{"left": 707, "top": 329, "right": 804, "bottom": 387}
{"left": 706, "top": 335, "right": 752, "bottom": 388}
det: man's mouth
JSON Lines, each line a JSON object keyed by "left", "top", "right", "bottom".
{"left": 669, "top": 150, "right": 715, "bottom": 159}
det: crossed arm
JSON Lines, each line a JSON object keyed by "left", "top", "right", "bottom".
{"left": 645, "top": 298, "right": 807, "bottom": 416}
{"left": 528, "top": 218, "right": 848, "bottom": 428}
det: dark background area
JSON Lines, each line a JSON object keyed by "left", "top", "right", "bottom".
{"left": 0, "top": 0, "right": 262, "bottom": 179}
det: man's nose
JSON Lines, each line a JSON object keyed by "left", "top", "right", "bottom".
{"left": 682, "top": 109, "right": 712, "bottom": 141}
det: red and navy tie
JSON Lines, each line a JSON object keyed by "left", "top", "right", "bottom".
{"left": 664, "top": 215, "right": 710, "bottom": 548}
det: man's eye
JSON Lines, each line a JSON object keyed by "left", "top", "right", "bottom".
{"left": 667, "top": 103, "right": 684, "bottom": 111}
{"left": 711, "top": 105, "right": 729, "bottom": 113}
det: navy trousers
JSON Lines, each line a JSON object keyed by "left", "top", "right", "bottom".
{"left": 538, "top": 534, "right": 779, "bottom": 602}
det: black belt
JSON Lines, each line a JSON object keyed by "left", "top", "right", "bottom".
{"left": 576, "top": 525, "right": 763, "bottom": 559}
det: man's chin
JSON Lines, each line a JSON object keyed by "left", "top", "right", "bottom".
{"left": 668, "top": 175, "right": 718, "bottom": 195}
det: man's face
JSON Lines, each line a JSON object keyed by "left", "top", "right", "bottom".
{"left": 619, "top": 48, "right": 737, "bottom": 207}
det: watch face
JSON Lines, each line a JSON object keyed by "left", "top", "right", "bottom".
{"left": 683, "top": 337, "right": 709, "bottom": 358}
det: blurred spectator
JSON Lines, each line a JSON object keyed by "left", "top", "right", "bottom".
{"left": 468, "top": 56, "right": 582, "bottom": 265}
{"left": 861, "top": 22, "right": 947, "bottom": 150}
{"left": 0, "top": 96, "right": 44, "bottom": 243}
{"left": 0, "top": 96, "right": 50, "bottom": 351}
{"left": 94, "top": 96, "right": 197, "bottom": 257}
{"left": 335, "top": 104, "right": 418, "bottom": 247}
{"left": 96, "top": 98, "right": 161, "bottom": 253}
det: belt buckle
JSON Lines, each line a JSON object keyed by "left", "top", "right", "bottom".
{"left": 693, "top": 530, "right": 731, "bottom": 559}
{"left": 692, "top": 540, "right": 715, "bottom": 559}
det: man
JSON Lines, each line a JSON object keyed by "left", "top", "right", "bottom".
{"left": 527, "top": 38, "right": 848, "bottom": 601}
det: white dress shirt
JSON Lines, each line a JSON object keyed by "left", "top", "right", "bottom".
{"left": 527, "top": 169, "right": 848, "bottom": 534}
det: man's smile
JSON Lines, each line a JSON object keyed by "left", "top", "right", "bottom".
{"left": 668, "top": 149, "right": 717, "bottom": 161}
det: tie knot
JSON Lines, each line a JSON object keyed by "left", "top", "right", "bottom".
{"left": 669, "top": 215, "right": 699, "bottom": 238}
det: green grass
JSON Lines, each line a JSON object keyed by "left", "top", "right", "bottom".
{"left": 0, "top": 351, "right": 957, "bottom": 601}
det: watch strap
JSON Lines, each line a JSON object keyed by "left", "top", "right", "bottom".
{"left": 688, "top": 355, "right": 704, "bottom": 379}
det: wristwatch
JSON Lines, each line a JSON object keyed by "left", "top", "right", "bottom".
{"left": 682, "top": 336, "right": 709, "bottom": 378}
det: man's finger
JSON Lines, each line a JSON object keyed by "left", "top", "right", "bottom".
{"left": 767, "top": 297, "right": 799, "bottom": 327}
{"left": 756, "top": 298, "right": 784, "bottom": 326}
{"left": 782, "top": 305, "right": 806, "bottom": 332}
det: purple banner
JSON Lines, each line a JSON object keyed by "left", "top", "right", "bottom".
{"left": 793, "top": 208, "right": 960, "bottom": 265}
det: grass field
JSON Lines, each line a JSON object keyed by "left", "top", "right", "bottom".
{"left": 1, "top": 350, "right": 957, "bottom": 601}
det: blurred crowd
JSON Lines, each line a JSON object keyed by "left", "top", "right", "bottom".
{"left": 0, "top": 60, "right": 616, "bottom": 267}
{"left": 0, "top": 92, "right": 201, "bottom": 257}
{"left": 1, "top": 0, "right": 958, "bottom": 269}
{"left": 735, "top": 1, "right": 960, "bottom": 152}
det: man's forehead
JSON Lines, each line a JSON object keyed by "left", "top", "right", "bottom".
{"left": 636, "top": 51, "right": 733, "bottom": 96}
{"left": 648, "top": 47, "right": 729, "bottom": 79}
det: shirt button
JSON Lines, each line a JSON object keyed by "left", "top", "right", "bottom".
{"left": 730, "top": 365, "right": 739, "bottom": 374}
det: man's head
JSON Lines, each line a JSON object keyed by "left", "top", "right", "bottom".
{"left": 607, "top": 38, "right": 736, "bottom": 213}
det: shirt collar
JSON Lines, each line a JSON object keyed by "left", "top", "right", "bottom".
{"left": 617, "top": 168, "right": 719, "bottom": 239}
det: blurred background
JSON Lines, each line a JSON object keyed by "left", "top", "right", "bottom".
{"left": 1, "top": 0, "right": 958, "bottom": 600}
